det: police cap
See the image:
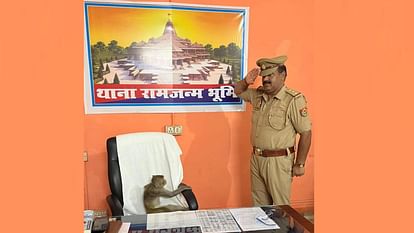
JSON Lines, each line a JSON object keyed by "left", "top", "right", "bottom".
{"left": 256, "top": 55, "right": 288, "bottom": 76}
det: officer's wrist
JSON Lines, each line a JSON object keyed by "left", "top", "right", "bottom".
{"left": 294, "top": 163, "right": 305, "bottom": 168}
{"left": 244, "top": 79, "right": 250, "bottom": 86}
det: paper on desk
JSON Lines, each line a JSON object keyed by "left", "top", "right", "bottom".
{"left": 147, "top": 211, "right": 200, "bottom": 230}
{"left": 196, "top": 209, "right": 241, "bottom": 233}
{"left": 118, "top": 222, "right": 131, "bottom": 233}
{"left": 230, "top": 207, "right": 280, "bottom": 231}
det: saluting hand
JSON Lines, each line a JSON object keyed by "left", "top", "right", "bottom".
{"left": 245, "top": 68, "right": 260, "bottom": 85}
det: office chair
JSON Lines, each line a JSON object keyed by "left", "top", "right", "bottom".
{"left": 106, "top": 132, "right": 198, "bottom": 216}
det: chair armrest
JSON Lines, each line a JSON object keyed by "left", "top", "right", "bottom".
{"left": 106, "top": 194, "right": 124, "bottom": 216}
{"left": 181, "top": 189, "right": 198, "bottom": 210}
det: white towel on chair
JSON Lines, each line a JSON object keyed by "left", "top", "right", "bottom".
{"left": 116, "top": 132, "right": 188, "bottom": 215}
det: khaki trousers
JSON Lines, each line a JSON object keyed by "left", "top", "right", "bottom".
{"left": 250, "top": 152, "right": 294, "bottom": 206}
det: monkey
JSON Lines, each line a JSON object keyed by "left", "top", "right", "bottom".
{"left": 143, "top": 175, "right": 192, "bottom": 214}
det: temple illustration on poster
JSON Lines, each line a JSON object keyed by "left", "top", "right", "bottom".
{"left": 84, "top": 1, "right": 248, "bottom": 113}
{"left": 98, "top": 18, "right": 235, "bottom": 85}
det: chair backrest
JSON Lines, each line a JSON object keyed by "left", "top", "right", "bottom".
{"left": 107, "top": 132, "right": 187, "bottom": 215}
{"left": 107, "top": 137, "right": 124, "bottom": 206}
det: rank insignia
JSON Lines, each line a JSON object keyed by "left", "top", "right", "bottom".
{"left": 261, "top": 64, "right": 266, "bottom": 70}
{"left": 300, "top": 107, "right": 308, "bottom": 117}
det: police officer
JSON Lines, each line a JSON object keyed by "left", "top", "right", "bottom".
{"left": 235, "top": 55, "right": 312, "bottom": 206}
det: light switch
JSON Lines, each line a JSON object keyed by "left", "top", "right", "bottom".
{"left": 83, "top": 151, "right": 88, "bottom": 162}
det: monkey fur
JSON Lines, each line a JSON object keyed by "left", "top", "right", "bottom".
{"left": 143, "top": 175, "right": 192, "bottom": 213}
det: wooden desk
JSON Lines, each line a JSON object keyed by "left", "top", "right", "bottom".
{"left": 279, "top": 205, "right": 314, "bottom": 233}
{"left": 109, "top": 205, "right": 314, "bottom": 233}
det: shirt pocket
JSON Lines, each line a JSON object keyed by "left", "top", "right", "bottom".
{"left": 268, "top": 108, "right": 287, "bottom": 130}
{"left": 252, "top": 98, "right": 262, "bottom": 124}
{"left": 252, "top": 107, "right": 261, "bottom": 125}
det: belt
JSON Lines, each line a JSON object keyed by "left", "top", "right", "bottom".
{"left": 253, "top": 146, "right": 295, "bottom": 157}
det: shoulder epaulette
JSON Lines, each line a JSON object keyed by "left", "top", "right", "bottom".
{"left": 285, "top": 87, "right": 302, "bottom": 97}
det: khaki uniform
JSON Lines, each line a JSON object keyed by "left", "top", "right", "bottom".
{"left": 238, "top": 85, "right": 311, "bottom": 205}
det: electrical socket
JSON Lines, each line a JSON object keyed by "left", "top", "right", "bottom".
{"left": 165, "top": 125, "right": 183, "bottom": 136}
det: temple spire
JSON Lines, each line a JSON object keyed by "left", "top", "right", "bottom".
{"left": 163, "top": 13, "right": 176, "bottom": 36}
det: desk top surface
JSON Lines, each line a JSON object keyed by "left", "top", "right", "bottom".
{"left": 110, "top": 205, "right": 313, "bottom": 233}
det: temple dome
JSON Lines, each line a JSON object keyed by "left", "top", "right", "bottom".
{"left": 163, "top": 20, "right": 177, "bottom": 36}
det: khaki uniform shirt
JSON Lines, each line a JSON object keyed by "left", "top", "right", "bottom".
{"left": 238, "top": 85, "right": 311, "bottom": 150}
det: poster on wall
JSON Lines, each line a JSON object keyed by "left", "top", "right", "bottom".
{"left": 84, "top": 0, "right": 249, "bottom": 114}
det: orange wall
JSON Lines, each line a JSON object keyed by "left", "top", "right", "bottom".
{"left": 313, "top": 0, "right": 414, "bottom": 232}
{"left": 3, "top": 0, "right": 414, "bottom": 233}
{"left": 84, "top": 0, "right": 315, "bottom": 211}
{"left": 1, "top": 1, "right": 85, "bottom": 232}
